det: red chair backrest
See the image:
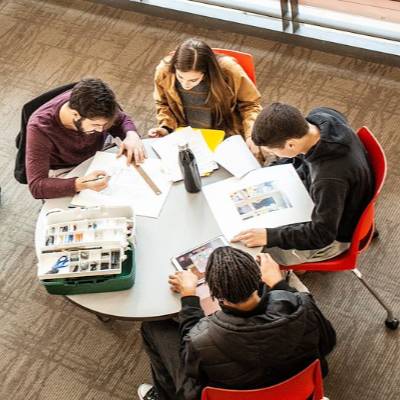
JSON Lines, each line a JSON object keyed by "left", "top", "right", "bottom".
{"left": 347, "top": 126, "right": 387, "bottom": 255}
{"left": 279, "top": 126, "right": 386, "bottom": 272}
{"left": 212, "top": 48, "right": 257, "bottom": 84}
{"left": 201, "top": 359, "right": 324, "bottom": 400}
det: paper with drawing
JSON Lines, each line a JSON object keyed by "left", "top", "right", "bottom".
{"left": 71, "top": 152, "right": 172, "bottom": 218}
{"left": 202, "top": 164, "right": 314, "bottom": 240}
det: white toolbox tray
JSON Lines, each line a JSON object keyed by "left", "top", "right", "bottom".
{"left": 38, "top": 206, "right": 135, "bottom": 280}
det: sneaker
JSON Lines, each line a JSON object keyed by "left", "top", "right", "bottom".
{"left": 137, "top": 383, "right": 160, "bottom": 400}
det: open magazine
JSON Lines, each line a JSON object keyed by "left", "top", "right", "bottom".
{"left": 203, "top": 164, "right": 315, "bottom": 241}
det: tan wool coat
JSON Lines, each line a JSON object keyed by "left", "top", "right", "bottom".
{"left": 153, "top": 55, "right": 262, "bottom": 139}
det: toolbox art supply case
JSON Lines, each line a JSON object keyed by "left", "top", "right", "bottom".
{"left": 37, "top": 206, "right": 136, "bottom": 294}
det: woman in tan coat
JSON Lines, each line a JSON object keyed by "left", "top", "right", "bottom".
{"left": 148, "top": 38, "right": 262, "bottom": 157}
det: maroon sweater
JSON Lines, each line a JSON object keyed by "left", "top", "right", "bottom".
{"left": 26, "top": 91, "right": 137, "bottom": 199}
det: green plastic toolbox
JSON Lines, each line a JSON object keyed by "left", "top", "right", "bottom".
{"left": 41, "top": 249, "right": 135, "bottom": 295}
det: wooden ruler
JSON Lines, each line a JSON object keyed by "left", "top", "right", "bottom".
{"left": 134, "top": 163, "right": 162, "bottom": 196}
{"left": 113, "top": 137, "right": 162, "bottom": 196}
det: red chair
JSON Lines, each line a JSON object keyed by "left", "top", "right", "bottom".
{"left": 201, "top": 359, "right": 325, "bottom": 400}
{"left": 212, "top": 48, "right": 257, "bottom": 84}
{"left": 281, "top": 127, "right": 398, "bottom": 330}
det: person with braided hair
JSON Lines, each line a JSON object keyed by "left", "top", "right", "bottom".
{"left": 138, "top": 246, "right": 336, "bottom": 400}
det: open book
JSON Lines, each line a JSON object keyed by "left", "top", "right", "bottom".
{"left": 213, "top": 135, "right": 261, "bottom": 178}
{"left": 151, "top": 127, "right": 218, "bottom": 182}
{"left": 203, "top": 164, "right": 315, "bottom": 240}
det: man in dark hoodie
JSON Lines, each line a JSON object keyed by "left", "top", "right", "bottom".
{"left": 232, "top": 103, "right": 374, "bottom": 265}
{"left": 138, "top": 246, "right": 336, "bottom": 400}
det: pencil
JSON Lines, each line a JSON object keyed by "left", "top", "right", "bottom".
{"left": 81, "top": 175, "right": 109, "bottom": 183}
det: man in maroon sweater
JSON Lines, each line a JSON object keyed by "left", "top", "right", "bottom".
{"left": 26, "top": 78, "right": 146, "bottom": 199}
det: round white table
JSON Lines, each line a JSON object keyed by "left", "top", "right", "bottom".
{"left": 35, "top": 142, "right": 254, "bottom": 320}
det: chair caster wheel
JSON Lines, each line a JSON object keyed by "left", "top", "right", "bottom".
{"left": 385, "top": 318, "right": 399, "bottom": 330}
{"left": 372, "top": 229, "right": 379, "bottom": 240}
{"left": 96, "top": 314, "right": 113, "bottom": 323}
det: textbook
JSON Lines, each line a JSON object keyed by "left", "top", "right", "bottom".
{"left": 203, "top": 164, "right": 315, "bottom": 241}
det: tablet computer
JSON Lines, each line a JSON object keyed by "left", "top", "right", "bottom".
{"left": 171, "top": 236, "right": 229, "bottom": 284}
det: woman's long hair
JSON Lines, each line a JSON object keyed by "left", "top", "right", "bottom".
{"left": 168, "top": 38, "right": 234, "bottom": 130}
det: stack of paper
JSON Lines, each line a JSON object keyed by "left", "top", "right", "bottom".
{"left": 151, "top": 127, "right": 218, "bottom": 182}
{"left": 70, "top": 152, "right": 172, "bottom": 219}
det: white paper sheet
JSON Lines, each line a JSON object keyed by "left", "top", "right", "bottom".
{"left": 151, "top": 127, "right": 218, "bottom": 182}
{"left": 202, "top": 164, "right": 315, "bottom": 240}
{"left": 213, "top": 135, "right": 261, "bottom": 178}
{"left": 70, "top": 152, "right": 172, "bottom": 218}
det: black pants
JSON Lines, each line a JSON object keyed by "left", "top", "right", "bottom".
{"left": 141, "top": 319, "right": 187, "bottom": 400}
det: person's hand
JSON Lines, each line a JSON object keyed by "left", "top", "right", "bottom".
{"left": 148, "top": 127, "right": 169, "bottom": 138}
{"left": 246, "top": 137, "right": 261, "bottom": 159}
{"left": 168, "top": 270, "right": 199, "bottom": 297}
{"left": 231, "top": 229, "right": 267, "bottom": 247}
{"left": 75, "top": 170, "right": 110, "bottom": 192}
{"left": 117, "top": 131, "right": 147, "bottom": 165}
{"left": 256, "top": 253, "right": 283, "bottom": 287}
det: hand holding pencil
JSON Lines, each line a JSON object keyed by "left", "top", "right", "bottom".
{"left": 75, "top": 170, "right": 110, "bottom": 193}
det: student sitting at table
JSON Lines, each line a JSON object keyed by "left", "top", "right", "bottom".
{"left": 232, "top": 103, "right": 374, "bottom": 266}
{"left": 148, "top": 38, "right": 262, "bottom": 158}
{"left": 138, "top": 246, "right": 336, "bottom": 400}
{"left": 26, "top": 78, "right": 146, "bottom": 199}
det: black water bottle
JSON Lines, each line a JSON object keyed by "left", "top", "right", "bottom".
{"left": 178, "top": 143, "right": 202, "bottom": 193}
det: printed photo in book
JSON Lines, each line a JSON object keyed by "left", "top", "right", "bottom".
{"left": 230, "top": 180, "right": 292, "bottom": 221}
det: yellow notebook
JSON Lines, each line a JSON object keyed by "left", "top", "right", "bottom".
{"left": 198, "top": 129, "right": 225, "bottom": 152}
{"left": 176, "top": 127, "right": 225, "bottom": 152}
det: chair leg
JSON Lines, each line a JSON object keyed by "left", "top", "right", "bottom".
{"left": 352, "top": 269, "right": 399, "bottom": 330}
{"left": 96, "top": 314, "right": 113, "bottom": 323}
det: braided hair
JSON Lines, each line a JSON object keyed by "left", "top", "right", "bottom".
{"left": 205, "top": 246, "right": 261, "bottom": 304}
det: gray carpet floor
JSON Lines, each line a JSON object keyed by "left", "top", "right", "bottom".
{"left": 0, "top": 1, "right": 399, "bottom": 399}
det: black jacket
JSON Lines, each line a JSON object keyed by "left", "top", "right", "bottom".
{"left": 178, "top": 281, "right": 336, "bottom": 400}
{"left": 266, "top": 108, "right": 374, "bottom": 250}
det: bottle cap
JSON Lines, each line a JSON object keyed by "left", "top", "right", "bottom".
{"left": 178, "top": 143, "right": 189, "bottom": 151}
